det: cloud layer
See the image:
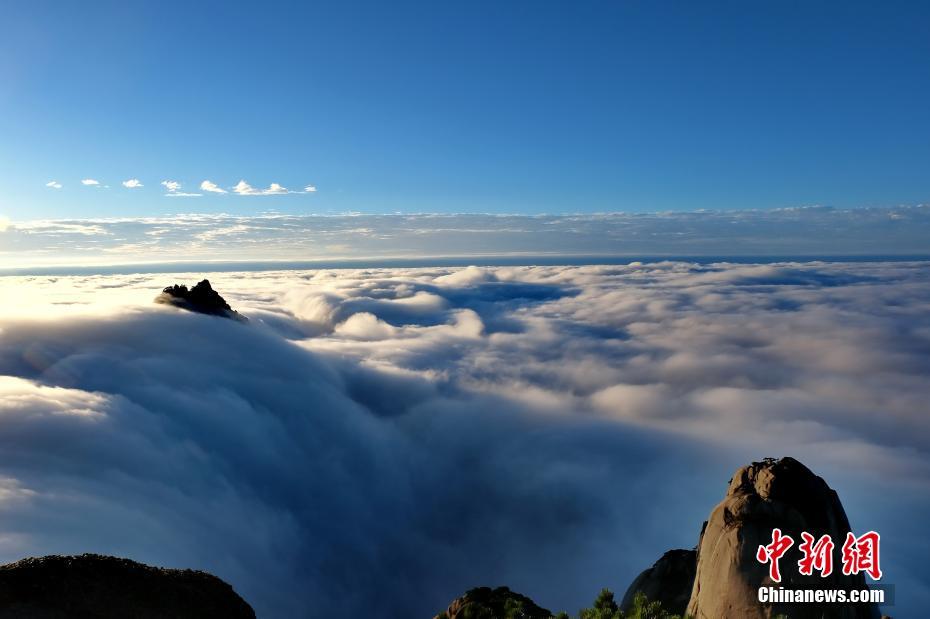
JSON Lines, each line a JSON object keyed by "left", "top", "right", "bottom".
{"left": 0, "top": 261, "right": 927, "bottom": 617}
{"left": 2, "top": 207, "right": 929, "bottom": 270}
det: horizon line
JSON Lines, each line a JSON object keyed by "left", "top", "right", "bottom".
{"left": 4, "top": 253, "right": 930, "bottom": 277}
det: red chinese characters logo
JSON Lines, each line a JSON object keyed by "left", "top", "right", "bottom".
{"left": 798, "top": 532, "right": 834, "bottom": 577}
{"left": 756, "top": 528, "right": 794, "bottom": 582}
{"left": 842, "top": 531, "right": 883, "bottom": 580}
{"left": 757, "top": 529, "right": 882, "bottom": 581}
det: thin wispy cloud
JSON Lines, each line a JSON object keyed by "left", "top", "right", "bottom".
{"left": 161, "top": 180, "right": 201, "bottom": 198}
{"left": 45, "top": 181, "right": 62, "bottom": 189}
{"left": 122, "top": 179, "right": 143, "bottom": 189}
{"left": 200, "top": 180, "right": 227, "bottom": 194}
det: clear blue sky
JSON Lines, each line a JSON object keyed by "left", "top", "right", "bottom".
{"left": 1, "top": 0, "right": 929, "bottom": 220}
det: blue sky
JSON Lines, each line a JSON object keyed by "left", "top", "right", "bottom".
{"left": 1, "top": 0, "right": 929, "bottom": 220}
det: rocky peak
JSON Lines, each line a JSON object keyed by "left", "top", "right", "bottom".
{"left": 685, "top": 456, "right": 877, "bottom": 619}
{"left": 435, "top": 457, "right": 885, "bottom": 619}
{"left": 724, "top": 456, "right": 849, "bottom": 534}
{"left": 156, "top": 279, "right": 245, "bottom": 320}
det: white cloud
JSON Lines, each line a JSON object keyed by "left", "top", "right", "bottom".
{"left": 160, "top": 180, "right": 201, "bottom": 198}
{"left": 200, "top": 180, "right": 227, "bottom": 194}
{"left": 233, "top": 180, "right": 293, "bottom": 196}
{"left": 304, "top": 184, "right": 317, "bottom": 193}
{"left": 81, "top": 179, "right": 100, "bottom": 186}
{"left": 122, "top": 179, "right": 143, "bottom": 189}
{"left": 45, "top": 181, "right": 62, "bottom": 189}
{"left": 232, "top": 180, "right": 255, "bottom": 195}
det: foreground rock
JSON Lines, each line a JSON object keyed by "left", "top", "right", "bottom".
{"left": 0, "top": 554, "right": 255, "bottom": 618}
{"left": 620, "top": 548, "right": 695, "bottom": 616}
{"left": 686, "top": 457, "right": 877, "bottom": 619}
{"left": 155, "top": 279, "right": 245, "bottom": 320}
{"left": 434, "top": 586, "right": 552, "bottom": 619}
{"left": 437, "top": 457, "right": 884, "bottom": 619}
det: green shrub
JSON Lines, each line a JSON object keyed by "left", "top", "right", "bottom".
{"left": 558, "top": 590, "right": 690, "bottom": 619}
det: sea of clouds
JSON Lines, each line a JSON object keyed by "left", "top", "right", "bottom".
{"left": 0, "top": 260, "right": 928, "bottom": 617}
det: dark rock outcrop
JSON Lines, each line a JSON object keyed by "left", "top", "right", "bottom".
{"left": 685, "top": 457, "right": 877, "bottom": 619}
{"left": 434, "top": 586, "right": 552, "bottom": 619}
{"left": 0, "top": 554, "right": 255, "bottom": 618}
{"left": 620, "top": 548, "right": 695, "bottom": 616}
{"left": 155, "top": 279, "right": 245, "bottom": 320}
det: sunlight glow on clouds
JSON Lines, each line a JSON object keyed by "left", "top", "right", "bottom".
{"left": 0, "top": 261, "right": 927, "bottom": 617}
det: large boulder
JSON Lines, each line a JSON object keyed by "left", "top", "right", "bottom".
{"left": 0, "top": 554, "right": 255, "bottom": 618}
{"left": 434, "top": 586, "right": 552, "bottom": 619}
{"left": 685, "top": 457, "right": 878, "bottom": 619}
{"left": 620, "top": 548, "right": 696, "bottom": 616}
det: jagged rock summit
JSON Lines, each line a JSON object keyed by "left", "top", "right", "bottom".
{"left": 434, "top": 587, "right": 552, "bottom": 619}
{"left": 0, "top": 554, "right": 255, "bottom": 618}
{"left": 156, "top": 279, "right": 245, "bottom": 320}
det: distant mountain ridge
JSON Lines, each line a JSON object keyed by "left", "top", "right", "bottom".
{"left": 0, "top": 554, "right": 254, "bottom": 618}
